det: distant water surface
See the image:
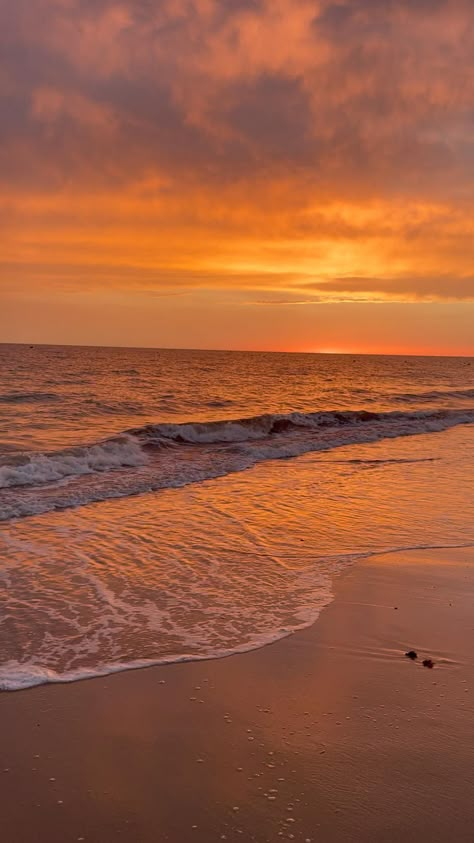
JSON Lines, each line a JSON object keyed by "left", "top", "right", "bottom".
{"left": 1, "top": 344, "right": 473, "bottom": 453}
{"left": 0, "top": 345, "right": 473, "bottom": 689}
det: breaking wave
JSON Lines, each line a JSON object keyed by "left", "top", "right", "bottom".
{"left": 130, "top": 407, "right": 473, "bottom": 446}
{"left": 0, "top": 407, "right": 473, "bottom": 521}
{"left": 0, "top": 436, "right": 146, "bottom": 489}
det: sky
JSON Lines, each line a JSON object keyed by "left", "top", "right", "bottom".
{"left": 1, "top": 0, "right": 473, "bottom": 354}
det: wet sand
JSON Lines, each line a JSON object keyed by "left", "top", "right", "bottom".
{"left": 1, "top": 546, "right": 474, "bottom": 843}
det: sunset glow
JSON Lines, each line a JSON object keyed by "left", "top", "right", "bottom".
{"left": 1, "top": 0, "right": 473, "bottom": 353}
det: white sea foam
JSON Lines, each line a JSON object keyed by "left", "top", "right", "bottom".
{"left": 0, "top": 436, "right": 146, "bottom": 489}
{"left": 0, "top": 622, "right": 323, "bottom": 692}
{"left": 133, "top": 408, "right": 474, "bottom": 447}
{"left": 0, "top": 552, "right": 339, "bottom": 691}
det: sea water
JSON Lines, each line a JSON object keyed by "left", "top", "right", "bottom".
{"left": 0, "top": 345, "right": 473, "bottom": 689}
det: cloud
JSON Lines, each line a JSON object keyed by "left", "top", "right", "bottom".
{"left": 31, "top": 86, "right": 115, "bottom": 129}
{"left": 2, "top": 0, "right": 474, "bottom": 195}
{"left": 306, "top": 275, "right": 474, "bottom": 302}
{"left": 1, "top": 0, "right": 474, "bottom": 315}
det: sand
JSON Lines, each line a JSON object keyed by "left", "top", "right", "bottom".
{"left": 1, "top": 546, "right": 474, "bottom": 843}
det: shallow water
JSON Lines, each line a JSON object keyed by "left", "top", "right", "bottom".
{"left": 0, "top": 346, "right": 473, "bottom": 689}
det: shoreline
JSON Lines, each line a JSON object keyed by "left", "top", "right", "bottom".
{"left": 1, "top": 546, "right": 474, "bottom": 841}
{"left": 2, "top": 541, "right": 473, "bottom": 694}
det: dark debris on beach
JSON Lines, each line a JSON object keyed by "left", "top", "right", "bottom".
{"left": 404, "top": 651, "right": 435, "bottom": 668}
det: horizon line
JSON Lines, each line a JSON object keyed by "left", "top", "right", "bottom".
{"left": 1, "top": 342, "right": 473, "bottom": 359}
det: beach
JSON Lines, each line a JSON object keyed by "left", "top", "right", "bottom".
{"left": 1, "top": 347, "right": 473, "bottom": 841}
{"left": 2, "top": 545, "right": 474, "bottom": 843}
{"left": 3, "top": 0, "right": 474, "bottom": 833}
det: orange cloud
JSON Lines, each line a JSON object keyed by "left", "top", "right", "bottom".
{"left": 1, "top": 0, "right": 473, "bottom": 350}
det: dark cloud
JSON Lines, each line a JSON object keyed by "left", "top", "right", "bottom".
{"left": 1, "top": 0, "right": 473, "bottom": 197}
{"left": 307, "top": 275, "right": 474, "bottom": 301}
{"left": 219, "top": 73, "right": 315, "bottom": 163}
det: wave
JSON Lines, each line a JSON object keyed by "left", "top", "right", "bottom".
{"left": 0, "top": 391, "right": 59, "bottom": 404}
{"left": 391, "top": 387, "right": 474, "bottom": 403}
{"left": 83, "top": 398, "right": 145, "bottom": 415}
{"left": 129, "top": 407, "right": 474, "bottom": 445}
{"left": 206, "top": 399, "right": 236, "bottom": 409}
{"left": 0, "top": 407, "right": 472, "bottom": 520}
{"left": 0, "top": 436, "right": 146, "bottom": 489}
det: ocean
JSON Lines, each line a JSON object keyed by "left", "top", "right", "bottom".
{"left": 1, "top": 344, "right": 473, "bottom": 691}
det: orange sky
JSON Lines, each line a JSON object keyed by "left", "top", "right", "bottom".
{"left": 1, "top": 0, "right": 473, "bottom": 354}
